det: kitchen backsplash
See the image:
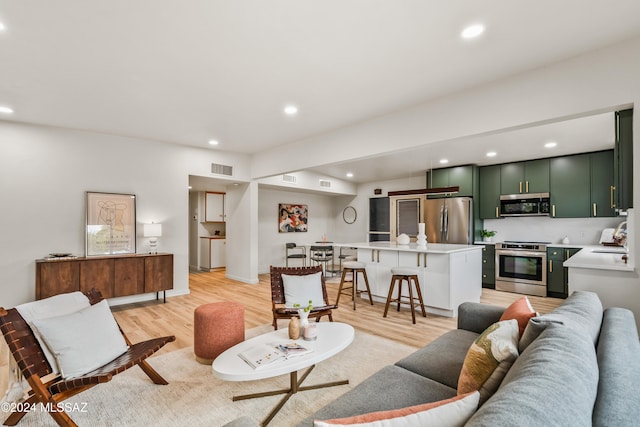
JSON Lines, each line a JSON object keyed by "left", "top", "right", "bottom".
{"left": 483, "top": 216, "right": 624, "bottom": 245}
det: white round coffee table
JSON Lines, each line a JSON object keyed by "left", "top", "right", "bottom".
{"left": 212, "top": 322, "right": 354, "bottom": 426}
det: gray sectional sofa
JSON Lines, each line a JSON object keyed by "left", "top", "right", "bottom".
{"left": 230, "top": 291, "right": 640, "bottom": 426}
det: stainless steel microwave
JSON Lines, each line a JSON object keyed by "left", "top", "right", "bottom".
{"left": 500, "top": 192, "right": 550, "bottom": 217}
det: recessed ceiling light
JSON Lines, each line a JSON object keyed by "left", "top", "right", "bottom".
{"left": 461, "top": 24, "right": 485, "bottom": 39}
{"left": 0, "top": 106, "right": 14, "bottom": 114}
{"left": 0, "top": 22, "right": 6, "bottom": 32}
{"left": 346, "top": 172, "right": 354, "bottom": 178}
{"left": 486, "top": 151, "right": 497, "bottom": 157}
{"left": 208, "top": 139, "right": 219, "bottom": 146}
{"left": 439, "top": 159, "right": 449, "bottom": 164}
{"left": 545, "top": 141, "right": 557, "bottom": 148}
{"left": 284, "top": 105, "right": 298, "bottom": 116}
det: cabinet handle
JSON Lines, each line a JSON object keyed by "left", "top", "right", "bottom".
{"left": 526, "top": 181, "right": 529, "bottom": 193}
{"left": 495, "top": 206, "right": 499, "bottom": 218}
{"left": 519, "top": 181, "right": 523, "bottom": 193}
{"left": 377, "top": 250, "right": 380, "bottom": 263}
{"left": 417, "top": 253, "right": 421, "bottom": 267}
{"left": 610, "top": 185, "right": 616, "bottom": 209}
{"left": 549, "top": 260, "right": 553, "bottom": 273}
{"left": 565, "top": 249, "right": 570, "bottom": 259}
{"left": 423, "top": 253, "right": 427, "bottom": 268}
{"left": 552, "top": 205, "right": 556, "bottom": 217}
{"left": 593, "top": 203, "right": 597, "bottom": 217}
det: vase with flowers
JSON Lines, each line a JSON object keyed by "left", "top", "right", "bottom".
{"left": 289, "top": 300, "right": 313, "bottom": 339}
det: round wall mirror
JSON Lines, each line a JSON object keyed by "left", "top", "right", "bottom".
{"left": 343, "top": 206, "right": 357, "bottom": 224}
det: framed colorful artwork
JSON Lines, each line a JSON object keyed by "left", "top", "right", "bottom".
{"left": 86, "top": 191, "right": 137, "bottom": 255}
{"left": 279, "top": 203, "right": 308, "bottom": 232}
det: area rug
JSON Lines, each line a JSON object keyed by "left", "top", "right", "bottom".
{"left": 4, "top": 325, "right": 418, "bottom": 426}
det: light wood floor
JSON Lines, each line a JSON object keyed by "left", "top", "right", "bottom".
{"left": 0, "top": 270, "right": 563, "bottom": 397}
{"left": 111, "top": 269, "right": 564, "bottom": 353}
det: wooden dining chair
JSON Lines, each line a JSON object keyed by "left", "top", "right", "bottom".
{"left": 270, "top": 265, "right": 337, "bottom": 330}
{"left": 0, "top": 288, "right": 175, "bottom": 427}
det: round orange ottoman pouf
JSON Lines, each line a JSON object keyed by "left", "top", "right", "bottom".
{"left": 194, "top": 302, "right": 245, "bottom": 365}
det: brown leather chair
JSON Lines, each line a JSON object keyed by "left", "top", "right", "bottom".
{"left": 270, "top": 265, "right": 337, "bottom": 330}
{"left": 0, "top": 288, "right": 175, "bottom": 427}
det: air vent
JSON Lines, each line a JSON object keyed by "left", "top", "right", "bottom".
{"left": 211, "top": 163, "right": 233, "bottom": 176}
{"left": 319, "top": 179, "right": 331, "bottom": 188}
{"left": 282, "top": 174, "right": 297, "bottom": 184}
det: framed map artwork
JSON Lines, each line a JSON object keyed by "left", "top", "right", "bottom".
{"left": 86, "top": 192, "right": 137, "bottom": 256}
{"left": 279, "top": 203, "right": 308, "bottom": 232}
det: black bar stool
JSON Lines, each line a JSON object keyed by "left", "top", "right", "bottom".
{"left": 336, "top": 261, "right": 373, "bottom": 310}
{"left": 310, "top": 245, "right": 334, "bottom": 276}
{"left": 285, "top": 243, "right": 306, "bottom": 267}
{"left": 383, "top": 267, "right": 427, "bottom": 324}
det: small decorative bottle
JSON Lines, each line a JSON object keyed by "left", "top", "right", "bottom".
{"left": 288, "top": 317, "right": 300, "bottom": 339}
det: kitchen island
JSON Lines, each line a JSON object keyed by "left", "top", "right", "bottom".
{"left": 335, "top": 242, "right": 482, "bottom": 317}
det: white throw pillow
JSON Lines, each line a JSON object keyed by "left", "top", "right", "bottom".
{"left": 16, "top": 291, "right": 91, "bottom": 374}
{"left": 282, "top": 272, "right": 326, "bottom": 308}
{"left": 32, "top": 300, "right": 129, "bottom": 379}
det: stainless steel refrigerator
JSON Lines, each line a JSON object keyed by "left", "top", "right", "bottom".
{"left": 423, "top": 197, "right": 473, "bottom": 244}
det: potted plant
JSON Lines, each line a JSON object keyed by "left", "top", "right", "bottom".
{"left": 480, "top": 229, "right": 497, "bottom": 242}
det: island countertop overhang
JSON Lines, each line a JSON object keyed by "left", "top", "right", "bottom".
{"left": 333, "top": 242, "right": 481, "bottom": 254}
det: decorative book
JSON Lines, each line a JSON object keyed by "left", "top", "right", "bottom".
{"left": 238, "top": 341, "right": 313, "bottom": 369}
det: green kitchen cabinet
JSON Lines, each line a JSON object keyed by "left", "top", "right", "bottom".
{"left": 428, "top": 168, "right": 449, "bottom": 190}
{"left": 590, "top": 150, "right": 616, "bottom": 217}
{"left": 478, "top": 243, "right": 495, "bottom": 289}
{"left": 547, "top": 247, "right": 580, "bottom": 298}
{"left": 549, "top": 154, "right": 590, "bottom": 218}
{"left": 614, "top": 109, "right": 633, "bottom": 211}
{"left": 426, "top": 165, "right": 475, "bottom": 198}
{"left": 500, "top": 159, "right": 549, "bottom": 194}
{"left": 479, "top": 165, "right": 501, "bottom": 219}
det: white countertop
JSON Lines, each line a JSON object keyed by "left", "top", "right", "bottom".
{"left": 563, "top": 245, "right": 634, "bottom": 272}
{"left": 334, "top": 242, "right": 481, "bottom": 254}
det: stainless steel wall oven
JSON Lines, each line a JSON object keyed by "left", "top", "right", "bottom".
{"left": 495, "top": 241, "right": 547, "bottom": 297}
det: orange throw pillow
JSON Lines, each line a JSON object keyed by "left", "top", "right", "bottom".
{"left": 314, "top": 391, "right": 480, "bottom": 426}
{"left": 500, "top": 296, "right": 537, "bottom": 337}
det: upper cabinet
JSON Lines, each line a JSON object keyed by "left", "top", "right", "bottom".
{"left": 204, "top": 192, "right": 226, "bottom": 222}
{"left": 549, "top": 154, "right": 591, "bottom": 218}
{"left": 590, "top": 150, "right": 616, "bottom": 217}
{"left": 500, "top": 159, "right": 549, "bottom": 194}
{"left": 426, "top": 165, "right": 477, "bottom": 198}
{"left": 615, "top": 109, "right": 633, "bottom": 211}
{"left": 479, "top": 149, "right": 617, "bottom": 219}
{"left": 479, "top": 165, "right": 501, "bottom": 219}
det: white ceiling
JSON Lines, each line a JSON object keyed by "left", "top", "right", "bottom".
{"left": 1, "top": 1, "right": 639, "bottom": 184}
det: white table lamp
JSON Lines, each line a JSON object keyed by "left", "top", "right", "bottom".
{"left": 144, "top": 223, "right": 162, "bottom": 254}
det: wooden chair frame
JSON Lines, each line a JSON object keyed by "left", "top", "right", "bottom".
{"left": 0, "top": 288, "right": 175, "bottom": 427}
{"left": 270, "top": 265, "right": 337, "bottom": 330}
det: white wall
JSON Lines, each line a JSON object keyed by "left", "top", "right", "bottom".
{"left": 258, "top": 187, "right": 337, "bottom": 273}
{"left": 0, "top": 121, "right": 251, "bottom": 307}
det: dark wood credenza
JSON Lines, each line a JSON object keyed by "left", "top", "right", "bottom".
{"left": 35, "top": 253, "right": 173, "bottom": 301}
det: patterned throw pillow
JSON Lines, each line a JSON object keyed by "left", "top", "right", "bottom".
{"left": 500, "top": 296, "right": 537, "bottom": 337}
{"left": 457, "top": 319, "right": 519, "bottom": 404}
